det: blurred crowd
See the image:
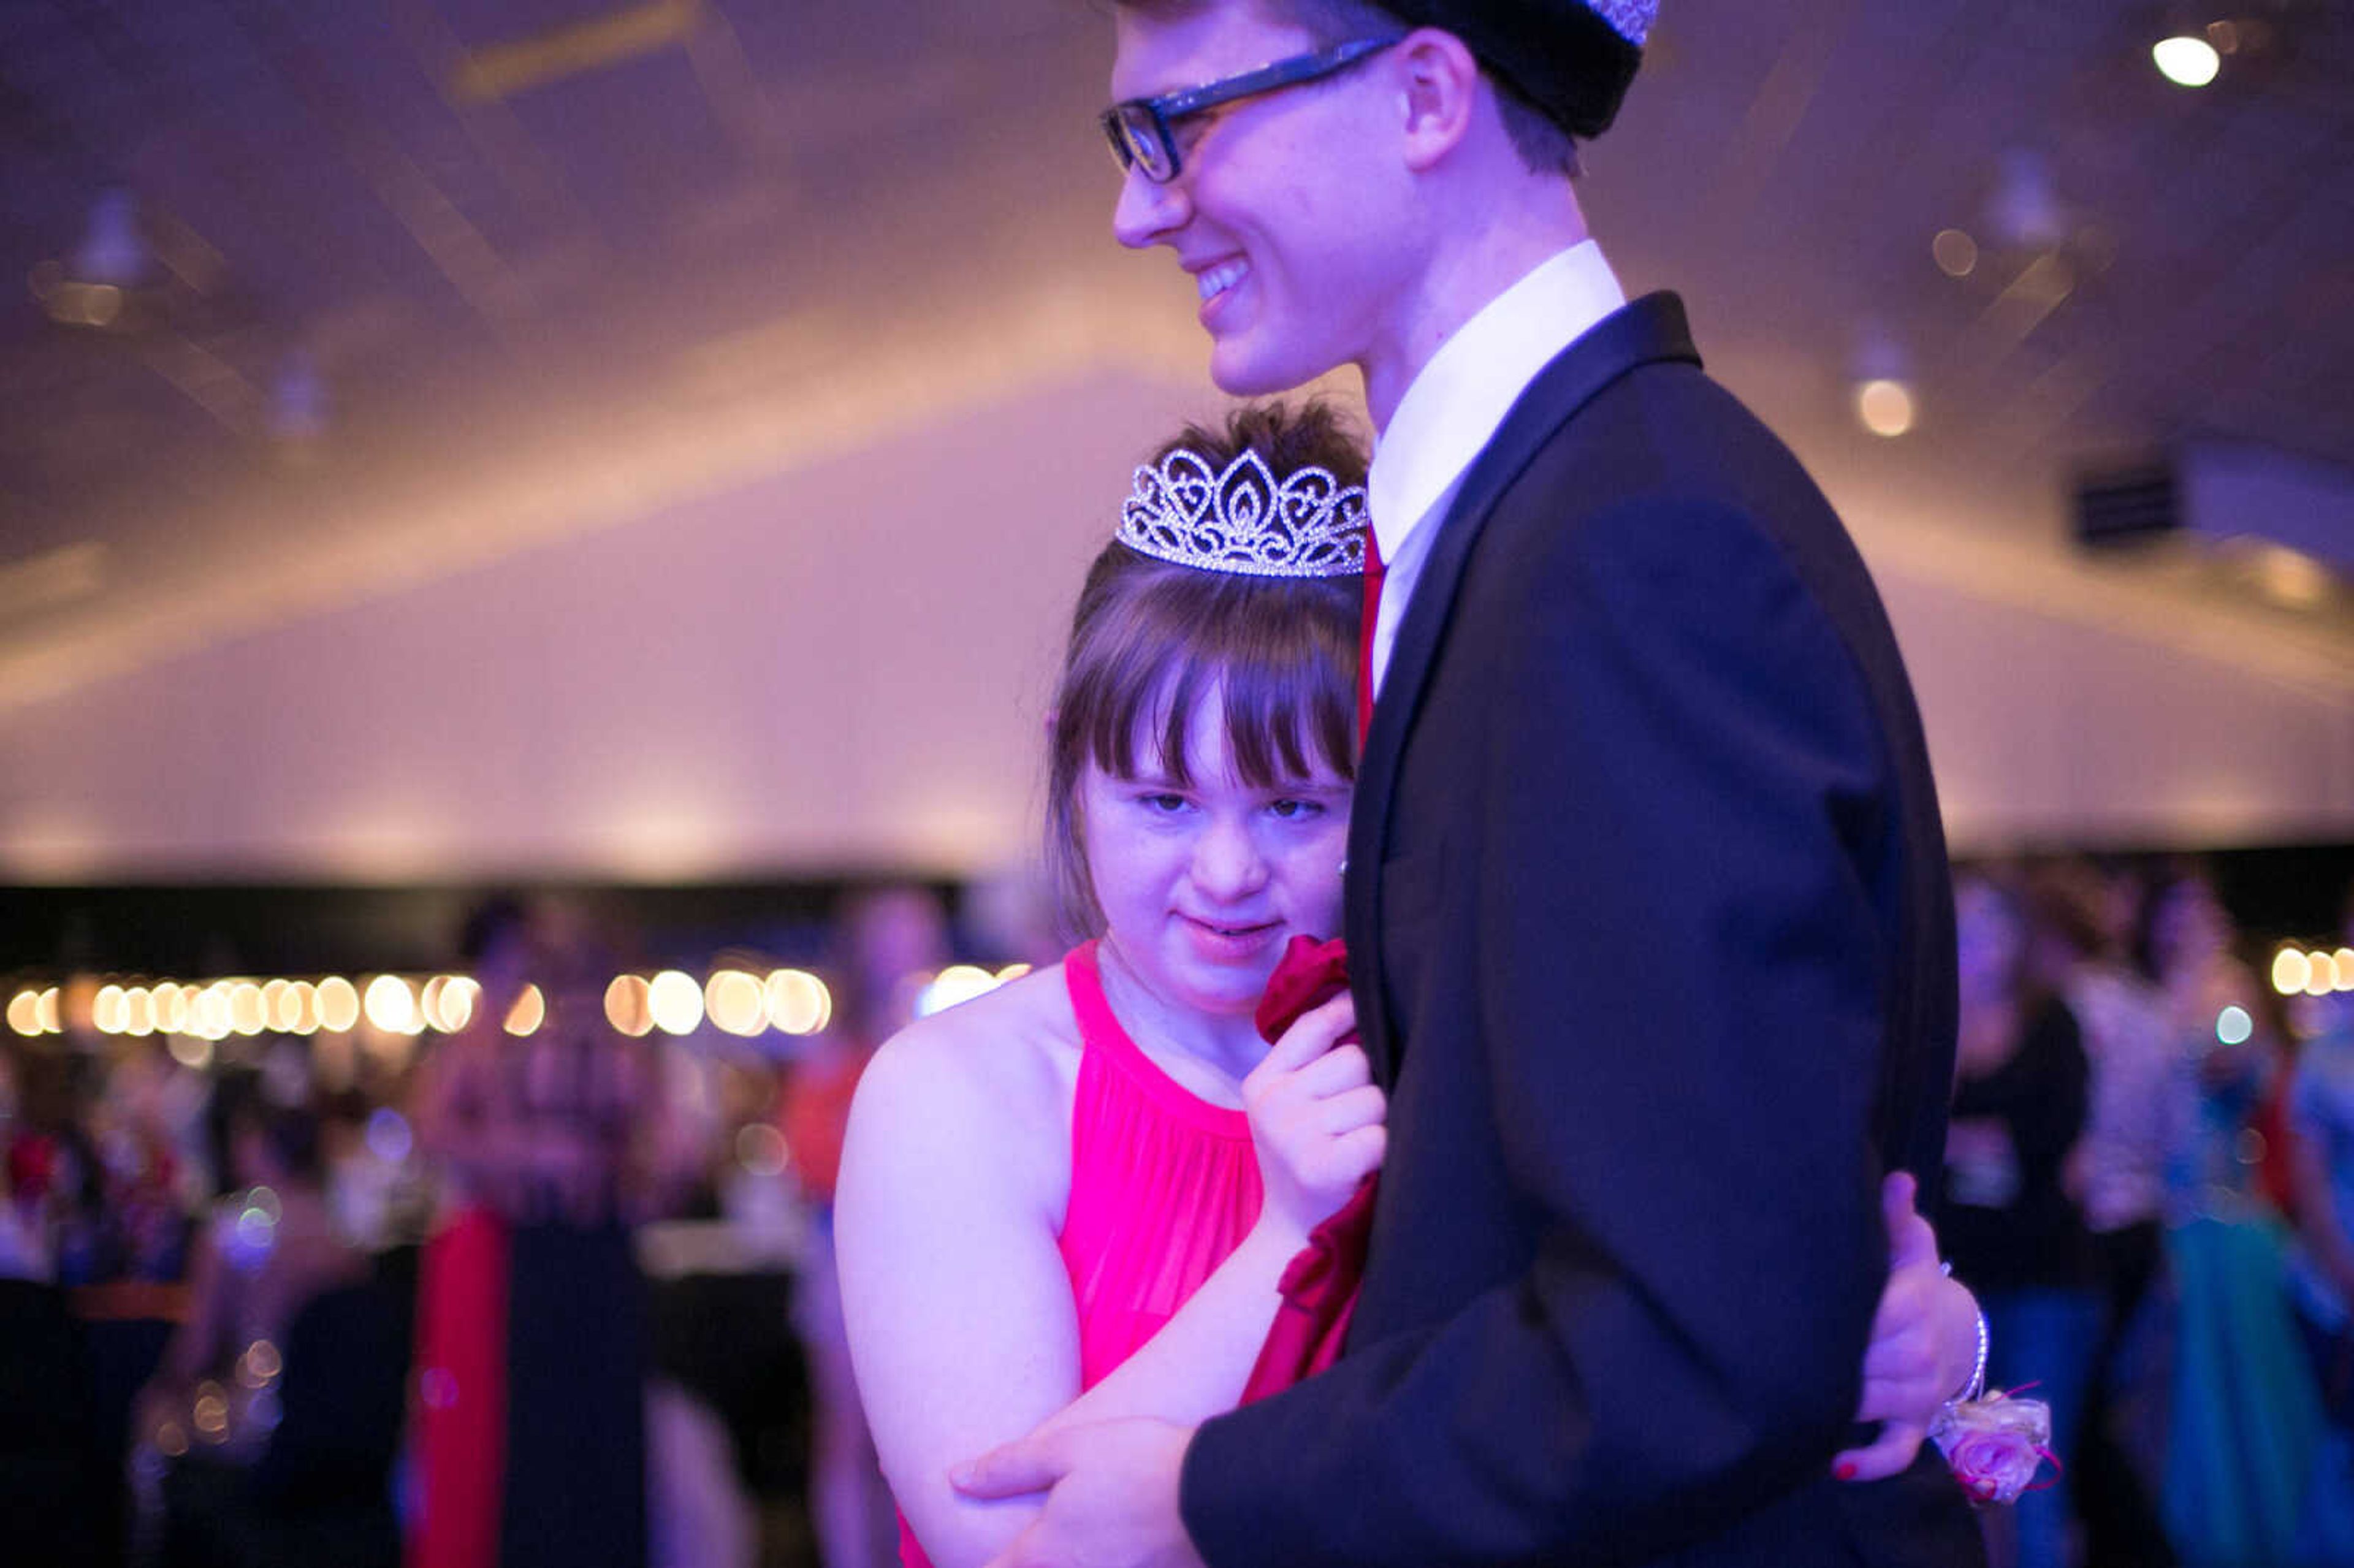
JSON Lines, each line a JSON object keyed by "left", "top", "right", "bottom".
{"left": 0, "top": 883, "right": 1035, "bottom": 1568}
{"left": 6, "top": 858, "right": 2354, "bottom": 1568}
{"left": 1944, "top": 856, "right": 2354, "bottom": 1568}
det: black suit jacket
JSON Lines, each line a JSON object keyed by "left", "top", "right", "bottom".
{"left": 1181, "top": 295, "right": 1983, "bottom": 1567}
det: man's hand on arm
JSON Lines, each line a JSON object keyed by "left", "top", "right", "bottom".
{"left": 954, "top": 1417, "right": 1206, "bottom": 1568}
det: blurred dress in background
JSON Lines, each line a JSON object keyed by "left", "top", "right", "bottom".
{"left": 2147, "top": 873, "right": 2328, "bottom": 1568}
{"left": 2286, "top": 978, "right": 2354, "bottom": 1562}
{"left": 408, "top": 903, "right": 652, "bottom": 1568}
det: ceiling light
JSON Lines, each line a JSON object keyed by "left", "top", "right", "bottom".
{"left": 648, "top": 970, "right": 704, "bottom": 1035}
{"left": 706, "top": 970, "right": 768, "bottom": 1037}
{"left": 31, "top": 190, "right": 154, "bottom": 331}
{"left": 505, "top": 984, "right": 546, "bottom": 1036}
{"left": 2152, "top": 35, "right": 2221, "bottom": 87}
{"left": 605, "top": 975, "right": 653, "bottom": 1037}
{"left": 1854, "top": 381, "right": 1916, "bottom": 438}
{"left": 2248, "top": 546, "right": 2332, "bottom": 610}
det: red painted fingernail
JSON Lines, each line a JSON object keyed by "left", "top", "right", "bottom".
{"left": 1834, "top": 1461, "right": 1858, "bottom": 1480}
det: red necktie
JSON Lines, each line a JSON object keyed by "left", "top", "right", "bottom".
{"left": 1357, "top": 531, "right": 1385, "bottom": 744}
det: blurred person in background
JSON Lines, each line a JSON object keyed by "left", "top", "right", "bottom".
{"left": 129, "top": 1086, "right": 387, "bottom": 1564}
{"left": 2141, "top": 867, "right": 2327, "bottom": 1568}
{"left": 0, "top": 1041, "right": 52, "bottom": 1280}
{"left": 7, "top": 1041, "right": 104, "bottom": 1284}
{"left": 2284, "top": 881, "right": 2354, "bottom": 1563}
{"left": 963, "top": 858, "right": 1067, "bottom": 975}
{"left": 0, "top": 1038, "right": 105, "bottom": 1568}
{"left": 0, "top": 1165, "right": 40, "bottom": 1282}
{"left": 2027, "top": 858, "right": 2177, "bottom": 1568}
{"left": 784, "top": 885, "right": 953, "bottom": 1568}
{"left": 321, "top": 1086, "right": 426, "bottom": 1257}
{"left": 840, "top": 404, "right": 1987, "bottom": 1568}
{"left": 1942, "top": 869, "right": 2100, "bottom": 1568}
{"left": 408, "top": 898, "right": 655, "bottom": 1568}
{"left": 93, "top": 1037, "right": 201, "bottom": 1285}
{"left": 135, "top": 1087, "right": 363, "bottom": 1455}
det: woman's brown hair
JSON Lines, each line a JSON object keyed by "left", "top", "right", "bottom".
{"left": 1046, "top": 400, "right": 1367, "bottom": 937}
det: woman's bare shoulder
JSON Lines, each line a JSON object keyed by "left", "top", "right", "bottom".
{"left": 848, "top": 964, "right": 1081, "bottom": 1193}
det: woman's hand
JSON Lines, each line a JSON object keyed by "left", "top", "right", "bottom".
{"left": 1240, "top": 992, "right": 1385, "bottom": 1244}
{"left": 1833, "top": 1171, "right": 1981, "bottom": 1483}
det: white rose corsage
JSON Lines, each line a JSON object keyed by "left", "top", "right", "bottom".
{"left": 1929, "top": 1389, "right": 2056, "bottom": 1505}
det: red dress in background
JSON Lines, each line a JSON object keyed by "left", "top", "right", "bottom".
{"left": 407, "top": 1207, "right": 507, "bottom": 1568}
{"left": 406, "top": 1005, "right": 648, "bottom": 1568}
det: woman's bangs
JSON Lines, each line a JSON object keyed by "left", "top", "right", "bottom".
{"left": 1070, "top": 571, "right": 1357, "bottom": 791}
{"left": 1117, "top": 633, "right": 1353, "bottom": 791}
{"left": 1213, "top": 645, "right": 1354, "bottom": 788}
{"left": 1075, "top": 621, "right": 1189, "bottom": 785}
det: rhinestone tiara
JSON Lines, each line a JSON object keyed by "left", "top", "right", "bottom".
{"left": 1116, "top": 447, "right": 1368, "bottom": 579}
{"left": 1589, "top": 0, "right": 1657, "bottom": 47}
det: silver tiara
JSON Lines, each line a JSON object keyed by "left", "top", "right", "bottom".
{"left": 1116, "top": 447, "right": 1367, "bottom": 579}
{"left": 1589, "top": 1, "right": 1657, "bottom": 47}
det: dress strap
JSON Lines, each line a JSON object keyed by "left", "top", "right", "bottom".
{"left": 1064, "top": 943, "right": 1249, "bottom": 1140}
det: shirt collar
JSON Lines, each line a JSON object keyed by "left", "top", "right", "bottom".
{"left": 1366, "top": 241, "right": 1626, "bottom": 563}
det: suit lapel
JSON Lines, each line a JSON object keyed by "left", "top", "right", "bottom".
{"left": 1343, "top": 292, "right": 1702, "bottom": 1084}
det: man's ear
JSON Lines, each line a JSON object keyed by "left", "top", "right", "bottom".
{"left": 1393, "top": 28, "right": 1484, "bottom": 173}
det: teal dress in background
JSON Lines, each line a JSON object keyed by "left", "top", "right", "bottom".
{"left": 2287, "top": 1019, "right": 2354, "bottom": 1566}
{"left": 2164, "top": 1040, "right": 2328, "bottom": 1568}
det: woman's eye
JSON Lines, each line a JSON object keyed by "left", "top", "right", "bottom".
{"left": 1138, "top": 792, "right": 1189, "bottom": 813}
{"left": 1267, "top": 798, "right": 1323, "bottom": 821}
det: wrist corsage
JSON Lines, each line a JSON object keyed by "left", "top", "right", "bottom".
{"left": 1930, "top": 1390, "right": 2056, "bottom": 1505}
{"left": 1924, "top": 1296, "right": 2054, "bottom": 1505}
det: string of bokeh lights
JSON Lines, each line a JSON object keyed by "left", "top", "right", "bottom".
{"left": 2272, "top": 945, "right": 2354, "bottom": 1002}
{"left": 5, "top": 961, "right": 1032, "bottom": 1062}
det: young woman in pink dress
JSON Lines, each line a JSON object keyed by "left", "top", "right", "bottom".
{"left": 835, "top": 403, "right": 1983, "bottom": 1568}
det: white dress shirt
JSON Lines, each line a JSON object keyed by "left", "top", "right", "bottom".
{"left": 1365, "top": 241, "right": 1626, "bottom": 694}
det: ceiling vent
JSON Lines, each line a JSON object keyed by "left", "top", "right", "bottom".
{"left": 2075, "top": 465, "right": 2177, "bottom": 547}
{"left": 2076, "top": 442, "right": 2354, "bottom": 578}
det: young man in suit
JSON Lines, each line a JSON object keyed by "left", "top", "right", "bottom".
{"left": 958, "top": 4, "right": 1984, "bottom": 1564}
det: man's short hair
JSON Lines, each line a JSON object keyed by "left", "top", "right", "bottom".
{"left": 1263, "top": 0, "right": 1584, "bottom": 177}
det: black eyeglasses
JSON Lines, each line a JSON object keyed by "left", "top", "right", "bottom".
{"left": 1100, "top": 37, "right": 1399, "bottom": 185}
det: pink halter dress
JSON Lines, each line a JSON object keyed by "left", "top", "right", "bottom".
{"left": 896, "top": 940, "right": 1263, "bottom": 1568}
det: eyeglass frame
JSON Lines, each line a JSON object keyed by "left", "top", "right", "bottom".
{"left": 1100, "top": 37, "right": 1401, "bottom": 185}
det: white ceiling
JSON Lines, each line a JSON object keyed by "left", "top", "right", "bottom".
{"left": 2, "top": 0, "right": 2352, "bottom": 873}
